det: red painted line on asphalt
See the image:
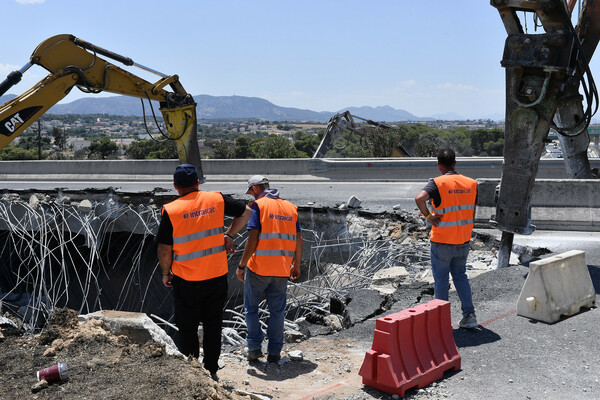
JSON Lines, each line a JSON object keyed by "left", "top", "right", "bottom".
{"left": 297, "top": 379, "right": 351, "bottom": 400}
{"left": 479, "top": 310, "right": 517, "bottom": 327}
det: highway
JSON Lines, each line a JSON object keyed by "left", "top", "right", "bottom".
{"left": 0, "top": 179, "right": 425, "bottom": 213}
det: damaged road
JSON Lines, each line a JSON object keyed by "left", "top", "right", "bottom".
{"left": 1, "top": 190, "right": 598, "bottom": 399}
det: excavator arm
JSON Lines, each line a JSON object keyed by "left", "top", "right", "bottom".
{"left": 312, "top": 110, "right": 411, "bottom": 158}
{"left": 0, "top": 34, "right": 204, "bottom": 181}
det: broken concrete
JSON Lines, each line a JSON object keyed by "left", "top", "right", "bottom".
{"left": 80, "top": 310, "right": 181, "bottom": 357}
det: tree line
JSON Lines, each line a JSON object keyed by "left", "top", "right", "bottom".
{"left": 0, "top": 119, "right": 504, "bottom": 161}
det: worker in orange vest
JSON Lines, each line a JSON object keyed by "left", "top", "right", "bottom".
{"left": 415, "top": 148, "right": 478, "bottom": 329}
{"left": 157, "top": 164, "right": 251, "bottom": 378}
{"left": 237, "top": 175, "right": 302, "bottom": 363}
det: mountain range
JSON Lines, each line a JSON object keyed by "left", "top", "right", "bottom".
{"left": 0, "top": 93, "right": 494, "bottom": 122}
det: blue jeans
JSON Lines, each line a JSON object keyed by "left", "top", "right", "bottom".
{"left": 244, "top": 268, "right": 288, "bottom": 355}
{"left": 430, "top": 241, "right": 475, "bottom": 317}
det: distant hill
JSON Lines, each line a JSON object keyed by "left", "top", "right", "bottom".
{"left": 194, "top": 95, "right": 332, "bottom": 122}
{"left": 1, "top": 93, "right": 452, "bottom": 122}
{"left": 0, "top": 94, "right": 16, "bottom": 104}
{"left": 342, "top": 105, "right": 430, "bottom": 122}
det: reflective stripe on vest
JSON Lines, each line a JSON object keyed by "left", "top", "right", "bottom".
{"left": 430, "top": 174, "right": 477, "bottom": 245}
{"left": 173, "top": 226, "right": 225, "bottom": 244}
{"left": 248, "top": 197, "right": 298, "bottom": 277}
{"left": 255, "top": 249, "right": 296, "bottom": 257}
{"left": 162, "top": 191, "right": 227, "bottom": 280}
{"left": 259, "top": 232, "right": 297, "bottom": 241}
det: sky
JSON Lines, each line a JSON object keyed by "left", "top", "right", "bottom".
{"left": 1, "top": 0, "right": 598, "bottom": 120}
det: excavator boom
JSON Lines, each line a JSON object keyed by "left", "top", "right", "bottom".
{"left": 0, "top": 34, "right": 204, "bottom": 181}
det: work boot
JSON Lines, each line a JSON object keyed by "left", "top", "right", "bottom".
{"left": 247, "top": 349, "right": 263, "bottom": 362}
{"left": 267, "top": 353, "right": 281, "bottom": 363}
{"left": 459, "top": 313, "right": 478, "bottom": 329}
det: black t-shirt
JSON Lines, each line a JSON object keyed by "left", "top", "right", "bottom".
{"left": 156, "top": 192, "right": 246, "bottom": 245}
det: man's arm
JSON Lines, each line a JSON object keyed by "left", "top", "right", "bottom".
{"left": 290, "top": 234, "right": 303, "bottom": 281}
{"left": 236, "top": 228, "right": 259, "bottom": 282}
{"left": 224, "top": 206, "right": 252, "bottom": 253}
{"left": 415, "top": 190, "right": 442, "bottom": 226}
{"left": 157, "top": 243, "right": 174, "bottom": 287}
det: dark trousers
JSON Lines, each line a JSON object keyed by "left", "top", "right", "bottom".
{"left": 172, "top": 273, "right": 228, "bottom": 373}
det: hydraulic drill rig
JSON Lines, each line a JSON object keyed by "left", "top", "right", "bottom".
{"left": 491, "top": 0, "right": 600, "bottom": 267}
{"left": 0, "top": 34, "right": 204, "bottom": 181}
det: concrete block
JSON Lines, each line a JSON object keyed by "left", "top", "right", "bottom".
{"left": 347, "top": 195, "right": 361, "bottom": 208}
{"left": 517, "top": 250, "right": 596, "bottom": 323}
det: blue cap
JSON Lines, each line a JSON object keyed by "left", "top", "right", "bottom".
{"left": 173, "top": 164, "right": 198, "bottom": 188}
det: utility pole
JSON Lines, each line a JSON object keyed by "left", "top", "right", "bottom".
{"left": 36, "top": 120, "right": 42, "bottom": 160}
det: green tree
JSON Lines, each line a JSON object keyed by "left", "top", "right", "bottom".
{"left": 127, "top": 139, "right": 178, "bottom": 159}
{"left": 484, "top": 138, "right": 504, "bottom": 156}
{"left": 235, "top": 136, "right": 252, "bottom": 158}
{"left": 250, "top": 134, "right": 298, "bottom": 158}
{"left": 0, "top": 145, "right": 44, "bottom": 160}
{"left": 52, "top": 126, "right": 67, "bottom": 150}
{"left": 88, "top": 138, "right": 118, "bottom": 159}
{"left": 212, "top": 139, "right": 235, "bottom": 159}
{"left": 293, "top": 132, "right": 321, "bottom": 158}
{"left": 17, "top": 136, "right": 51, "bottom": 151}
{"left": 366, "top": 127, "right": 405, "bottom": 157}
{"left": 413, "top": 132, "right": 440, "bottom": 157}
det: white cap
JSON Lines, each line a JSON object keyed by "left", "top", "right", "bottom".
{"left": 246, "top": 175, "right": 269, "bottom": 194}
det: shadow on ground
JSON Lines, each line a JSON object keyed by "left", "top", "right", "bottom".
{"left": 453, "top": 325, "right": 501, "bottom": 348}
{"left": 246, "top": 359, "right": 318, "bottom": 381}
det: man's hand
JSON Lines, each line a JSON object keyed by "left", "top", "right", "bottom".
{"left": 225, "top": 235, "right": 236, "bottom": 254}
{"left": 290, "top": 264, "right": 300, "bottom": 281}
{"left": 429, "top": 213, "right": 442, "bottom": 227}
{"left": 236, "top": 267, "right": 245, "bottom": 282}
{"left": 162, "top": 273, "right": 173, "bottom": 287}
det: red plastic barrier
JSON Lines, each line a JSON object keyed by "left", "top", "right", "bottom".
{"left": 358, "top": 299, "right": 461, "bottom": 396}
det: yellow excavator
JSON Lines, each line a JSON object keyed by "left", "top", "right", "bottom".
{"left": 0, "top": 34, "right": 204, "bottom": 181}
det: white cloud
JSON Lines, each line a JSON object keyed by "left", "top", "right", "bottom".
{"left": 435, "top": 82, "right": 478, "bottom": 91}
{"left": 16, "top": 0, "right": 45, "bottom": 4}
{"left": 397, "top": 80, "right": 418, "bottom": 88}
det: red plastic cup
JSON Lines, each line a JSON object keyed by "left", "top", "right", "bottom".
{"left": 37, "top": 363, "right": 69, "bottom": 382}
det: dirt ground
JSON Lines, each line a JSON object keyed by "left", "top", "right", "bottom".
{"left": 0, "top": 308, "right": 383, "bottom": 400}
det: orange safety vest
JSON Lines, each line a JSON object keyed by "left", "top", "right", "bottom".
{"left": 248, "top": 197, "right": 298, "bottom": 277}
{"left": 429, "top": 174, "right": 477, "bottom": 245}
{"left": 162, "top": 191, "right": 227, "bottom": 281}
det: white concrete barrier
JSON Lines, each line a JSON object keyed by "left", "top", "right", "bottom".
{"left": 3, "top": 157, "right": 600, "bottom": 182}
{"left": 475, "top": 178, "right": 600, "bottom": 231}
{"left": 516, "top": 250, "right": 596, "bottom": 323}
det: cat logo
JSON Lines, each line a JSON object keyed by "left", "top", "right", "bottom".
{"left": 0, "top": 106, "right": 43, "bottom": 137}
{"left": 4, "top": 113, "right": 24, "bottom": 133}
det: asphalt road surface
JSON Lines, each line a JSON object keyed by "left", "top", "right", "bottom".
{"left": 0, "top": 179, "right": 425, "bottom": 213}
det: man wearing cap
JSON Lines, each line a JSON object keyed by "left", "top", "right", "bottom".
{"left": 157, "top": 164, "right": 251, "bottom": 376}
{"left": 237, "top": 175, "right": 302, "bottom": 363}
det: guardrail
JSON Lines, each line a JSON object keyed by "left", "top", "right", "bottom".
{"left": 1, "top": 157, "right": 599, "bottom": 181}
